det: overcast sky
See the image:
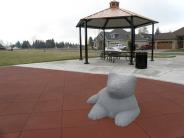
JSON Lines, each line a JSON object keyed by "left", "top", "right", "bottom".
{"left": 0, "top": 0, "right": 184, "bottom": 44}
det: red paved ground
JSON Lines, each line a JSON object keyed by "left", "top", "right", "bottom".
{"left": 0, "top": 67, "right": 184, "bottom": 138}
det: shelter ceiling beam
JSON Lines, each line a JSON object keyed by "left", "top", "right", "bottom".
{"left": 124, "top": 17, "right": 132, "bottom": 26}
{"left": 135, "top": 21, "right": 153, "bottom": 28}
{"left": 80, "top": 25, "right": 132, "bottom": 29}
{"left": 102, "top": 19, "right": 109, "bottom": 29}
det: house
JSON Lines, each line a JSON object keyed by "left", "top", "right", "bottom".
{"left": 174, "top": 27, "right": 184, "bottom": 49}
{"left": 155, "top": 27, "right": 184, "bottom": 49}
{"left": 95, "top": 27, "right": 184, "bottom": 50}
{"left": 94, "top": 29, "right": 129, "bottom": 49}
{"left": 94, "top": 29, "right": 151, "bottom": 49}
{"left": 155, "top": 33, "right": 177, "bottom": 49}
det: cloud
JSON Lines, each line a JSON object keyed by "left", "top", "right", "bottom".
{"left": 0, "top": 0, "right": 183, "bottom": 43}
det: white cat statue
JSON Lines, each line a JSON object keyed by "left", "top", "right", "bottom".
{"left": 87, "top": 73, "right": 140, "bottom": 127}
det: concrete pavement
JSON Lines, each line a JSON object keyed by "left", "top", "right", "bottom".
{"left": 16, "top": 56, "right": 184, "bottom": 85}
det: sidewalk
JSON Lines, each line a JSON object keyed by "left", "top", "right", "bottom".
{"left": 16, "top": 56, "right": 184, "bottom": 85}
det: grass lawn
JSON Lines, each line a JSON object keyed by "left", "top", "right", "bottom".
{"left": 147, "top": 49, "right": 184, "bottom": 58}
{"left": 156, "top": 49, "right": 184, "bottom": 57}
{"left": 148, "top": 53, "right": 176, "bottom": 58}
{"left": 163, "top": 49, "right": 184, "bottom": 52}
{"left": 0, "top": 49, "right": 98, "bottom": 66}
{"left": 0, "top": 49, "right": 182, "bottom": 67}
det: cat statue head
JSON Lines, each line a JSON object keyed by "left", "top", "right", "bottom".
{"left": 106, "top": 73, "right": 137, "bottom": 99}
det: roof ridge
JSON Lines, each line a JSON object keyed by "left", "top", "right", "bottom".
{"left": 174, "top": 27, "right": 184, "bottom": 33}
{"left": 119, "top": 8, "right": 156, "bottom": 21}
{"left": 158, "top": 32, "right": 174, "bottom": 34}
{"left": 118, "top": 8, "right": 136, "bottom": 16}
{"left": 84, "top": 8, "right": 110, "bottom": 19}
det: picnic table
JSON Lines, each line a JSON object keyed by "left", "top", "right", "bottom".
{"left": 101, "top": 51, "right": 135, "bottom": 63}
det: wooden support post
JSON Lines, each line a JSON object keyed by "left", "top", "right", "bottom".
{"left": 103, "top": 29, "right": 106, "bottom": 59}
{"left": 151, "top": 23, "right": 154, "bottom": 61}
{"left": 84, "top": 20, "right": 89, "bottom": 64}
{"left": 79, "top": 27, "right": 83, "bottom": 60}
{"left": 130, "top": 16, "right": 135, "bottom": 65}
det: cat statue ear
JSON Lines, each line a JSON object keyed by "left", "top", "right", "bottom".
{"left": 87, "top": 73, "right": 140, "bottom": 127}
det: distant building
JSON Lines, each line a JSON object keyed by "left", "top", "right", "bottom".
{"left": 94, "top": 27, "right": 184, "bottom": 50}
{"left": 174, "top": 27, "right": 184, "bottom": 49}
{"left": 155, "top": 27, "right": 184, "bottom": 49}
{"left": 155, "top": 32, "right": 177, "bottom": 49}
{"left": 94, "top": 29, "right": 151, "bottom": 49}
{"left": 94, "top": 29, "right": 129, "bottom": 49}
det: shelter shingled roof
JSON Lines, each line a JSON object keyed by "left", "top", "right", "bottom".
{"left": 76, "top": 1, "right": 158, "bottom": 29}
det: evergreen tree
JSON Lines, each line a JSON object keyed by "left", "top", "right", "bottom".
{"left": 46, "top": 39, "right": 55, "bottom": 48}
{"left": 32, "top": 40, "right": 46, "bottom": 48}
{"left": 88, "top": 37, "right": 94, "bottom": 49}
{"left": 155, "top": 27, "right": 160, "bottom": 35}
{"left": 22, "top": 41, "right": 30, "bottom": 49}
{"left": 15, "top": 41, "right": 21, "bottom": 48}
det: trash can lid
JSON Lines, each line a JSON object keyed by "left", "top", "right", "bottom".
{"left": 136, "top": 51, "right": 148, "bottom": 55}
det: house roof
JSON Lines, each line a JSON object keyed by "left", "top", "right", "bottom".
{"left": 106, "top": 29, "right": 130, "bottom": 40}
{"left": 96, "top": 29, "right": 151, "bottom": 42}
{"left": 174, "top": 27, "right": 184, "bottom": 36}
{"left": 76, "top": 1, "right": 158, "bottom": 29}
{"left": 95, "top": 29, "right": 129, "bottom": 41}
{"left": 155, "top": 33, "right": 177, "bottom": 40}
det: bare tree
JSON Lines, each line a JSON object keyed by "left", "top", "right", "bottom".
{"left": 138, "top": 26, "right": 149, "bottom": 34}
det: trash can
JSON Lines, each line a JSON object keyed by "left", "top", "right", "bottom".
{"left": 135, "top": 52, "right": 147, "bottom": 69}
